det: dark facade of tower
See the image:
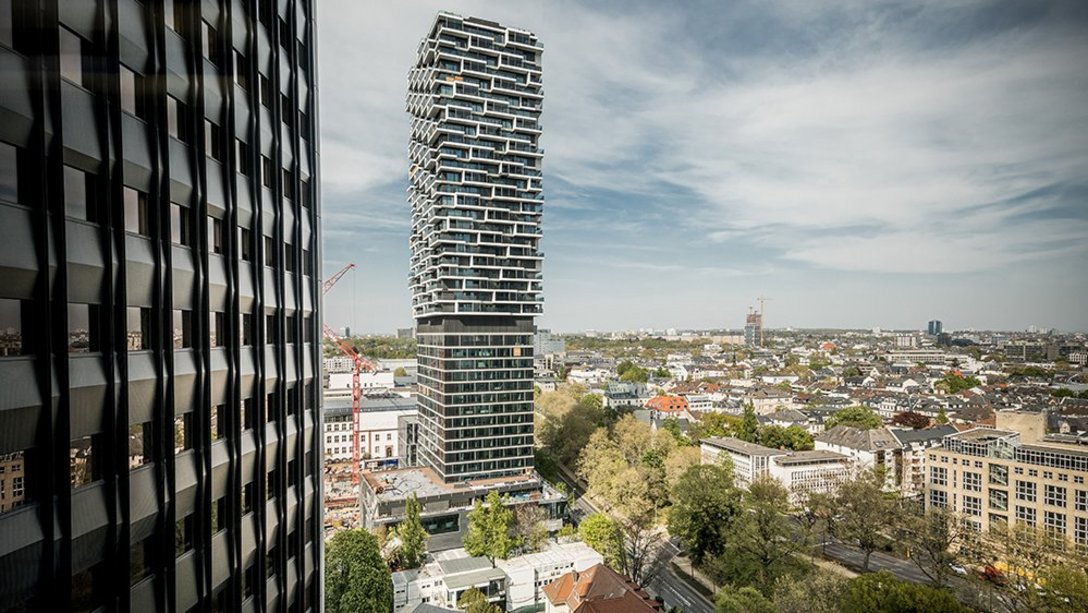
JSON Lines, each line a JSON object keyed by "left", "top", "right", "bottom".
{"left": 0, "top": 1, "right": 323, "bottom": 611}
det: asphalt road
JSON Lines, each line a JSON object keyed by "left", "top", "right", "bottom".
{"left": 822, "top": 542, "right": 932, "bottom": 584}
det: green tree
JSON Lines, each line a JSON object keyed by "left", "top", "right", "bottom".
{"left": 463, "top": 490, "right": 514, "bottom": 565}
{"left": 727, "top": 477, "right": 805, "bottom": 593}
{"left": 898, "top": 506, "right": 968, "bottom": 588}
{"left": 935, "top": 408, "right": 950, "bottom": 424}
{"left": 824, "top": 406, "right": 882, "bottom": 430}
{"left": 840, "top": 570, "right": 969, "bottom": 612}
{"left": 616, "top": 360, "right": 636, "bottom": 376}
{"left": 835, "top": 469, "right": 897, "bottom": 571}
{"left": 654, "top": 367, "right": 672, "bottom": 378}
{"left": 738, "top": 405, "right": 759, "bottom": 442}
{"left": 714, "top": 585, "right": 775, "bottom": 613}
{"left": 325, "top": 529, "right": 392, "bottom": 613}
{"left": 772, "top": 569, "right": 848, "bottom": 613}
{"left": 756, "top": 424, "right": 814, "bottom": 450}
{"left": 668, "top": 463, "right": 743, "bottom": 565}
{"left": 395, "top": 493, "right": 428, "bottom": 569}
{"left": 457, "top": 587, "right": 501, "bottom": 613}
{"left": 620, "top": 365, "right": 649, "bottom": 383}
{"left": 578, "top": 512, "right": 621, "bottom": 567}
{"left": 512, "top": 503, "right": 549, "bottom": 554}
{"left": 393, "top": 366, "right": 407, "bottom": 377}
{"left": 938, "top": 372, "right": 981, "bottom": 393}
{"left": 689, "top": 412, "right": 740, "bottom": 440}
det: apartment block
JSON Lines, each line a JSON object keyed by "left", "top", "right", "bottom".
{"left": 406, "top": 12, "right": 544, "bottom": 483}
{"left": 0, "top": 1, "right": 322, "bottom": 610}
{"left": 700, "top": 437, "right": 851, "bottom": 504}
{"left": 925, "top": 428, "right": 1088, "bottom": 553}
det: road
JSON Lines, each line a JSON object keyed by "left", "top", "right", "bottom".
{"left": 822, "top": 542, "right": 932, "bottom": 584}
{"left": 548, "top": 459, "right": 716, "bottom": 613}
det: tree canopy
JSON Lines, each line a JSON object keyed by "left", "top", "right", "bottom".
{"left": 463, "top": 490, "right": 514, "bottom": 564}
{"left": 578, "top": 512, "right": 621, "bottom": 567}
{"left": 840, "top": 570, "right": 969, "bottom": 612}
{"left": 324, "top": 529, "right": 393, "bottom": 613}
{"left": 891, "top": 410, "right": 931, "bottom": 429}
{"left": 395, "top": 493, "right": 428, "bottom": 569}
{"left": 824, "top": 406, "right": 883, "bottom": 430}
{"left": 667, "top": 463, "right": 742, "bottom": 565}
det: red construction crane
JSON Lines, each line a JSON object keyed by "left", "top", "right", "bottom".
{"left": 322, "top": 263, "right": 374, "bottom": 485}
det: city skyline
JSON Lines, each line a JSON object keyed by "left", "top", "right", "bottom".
{"left": 320, "top": 0, "right": 1088, "bottom": 334}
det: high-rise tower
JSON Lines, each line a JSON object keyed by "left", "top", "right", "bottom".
{"left": 406, "top": 13, "right": 544, "bottom": 483}
{"left": 0, "top": 1, "right": 322, "bottom": 610}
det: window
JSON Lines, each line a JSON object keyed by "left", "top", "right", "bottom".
{"left": 71, "top": 435, "right": 98, "bottom": 487}
{"left": 1076, "top": 490, "right": 1087, "bottom": 512}
{"left": 1076, "top": 517, "right": 1088, "bottom": 553}
{"left": 174, "top": 413, "right": 192, "bottom": 454}
{"left": 282, "top": 168, "right": 293, "bottom": 199}
{"left": 963, "top": 495, "right": 982, "bottom": 517}
{"left": 129, "top": 422, "right": 151, "bottom": 468}
{"left": 213, "top": 496, "right": 227, "bottom": 532}
{"left": 963, "top": 471, "right": 981, "bottom": 492}
{"left": 0, "top": 299, "right": 27, "bottom": 357}
{"left": 123, "top": 187, "right": 149, "bottom": 236}
{"left": 0, "top": 0, "right": 12, "bottom": 48}
{"left": 210, "top": 312, "right": 224, "bottom": 347}
{"left": 1045, "top": 484, "right": 1067, "bottom": 507}
{"left": 259, "top": 75, "right": 272, "bottom": 108}
{"left": 280, "top": 93, "right": 291, "bottom": 123}
{"left": 929, "top": 489, "right": 946, "bottom": 509}
{"left": 1044, "top": 511, "right": 1066, "bottom": 544}
{"left": 64, "top": 165, "right": 97, "bottom": 221}
{"left": 119, "top": 66, "right": 149, "bottom": 120}
{"left": 241, "top": 313, "right": 254, "bottom": 345}
{"left": 930, "top": 466, "right": 947, "bottom": 486}
{"left": 266, "top": 469, "right": 277, "bottom": 501}
{"left": 68, "top": 303, "right": 101, "bottom": 353}
{"left": 59, "top": 27, "right": 88, "bottom": 88}
{"left": 242, "top": 398, "right": 255, "bottom": 430}
{"left": 234, "top": 50, "right": 249, "bottom": 89}
{"left": 209, "top": 216, "right": 224, "bottom": 254}
{"left": 261, "top": 156, "right": 274, "bottom": 188}
{"left": 236, "top": 140, "right": 252, "bottom": 176}
{"left": 130, "top": 537, "right": 153, "bottom": 585}
{"left": 264, "top": 236, "right": 274, "bottom": 266}
{"left": 302, "top": 250, "right": 313, "bottom": 276}
{"left": 266, "top": 313, "right": 277, "bottom": 343}
{"left": 1015, "top": 480, "right": 1036, "bottom": 502}
{"left": 0, "top": 142, "right": 16, "bottom": 203}
{"left": 240, "top": 228, "right": 253, "bottom": 262}
{"left": 989, "top": 464, "right": 1008, "bottom": 486}
{"left": 0, "top": 450, "right": 29, "bottom": 514}
{"left": 300, "top": 180, "right": 311, "bottom": 209}
{"left": 284, "top": 244, "right": 295, "bottom": 273}
{"left": 126, "top": 307, "right": 151, "bottom": 351}
{"left": 167, "top": 96, "right": 192, "bottom": 143}
{"left": 176, "top": 514, "right": 194, "bottom": 555}
{"left": 990, "top": 488, "right": 1008, "bottom": 511}
{"left": 278, "top": 18, "right": 290, "bottom": 48}
{"left": 172, "top": 203, "right": 193, "bottom": 246}
{"left": 1016, "top": 505, "right": 1036, "bottom": 526}
{"left": 206, "top": 120, "right": 223, "bottom": 161}
{"left": 211, "top": 404, "right": 225, "bottom": 440}
{"left": 202, "top": 21, "right": 220, "bottom": 65}
{"left": 300, "top": 112, "right": 310, "bottom": 141}
{"left": 173, "top": 309, "right": 193, "bottom": 349}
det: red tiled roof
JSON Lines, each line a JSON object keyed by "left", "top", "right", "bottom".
{"left": 645, "top": 395, "right": 689, "bottom": 413}
{"left": 542, "top": 564, "right": 662, "bottom": 612}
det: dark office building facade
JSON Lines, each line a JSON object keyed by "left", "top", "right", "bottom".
{"left": 0, "top": 1, "right": 322, "bottom": 611}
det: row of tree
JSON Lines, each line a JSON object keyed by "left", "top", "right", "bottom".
{"left": 687, "top": 407, "right": 814, "bottom": 450}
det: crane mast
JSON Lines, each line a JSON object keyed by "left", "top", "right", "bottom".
{"left": 321, "top": 264, "right": 373, "bottom": 485}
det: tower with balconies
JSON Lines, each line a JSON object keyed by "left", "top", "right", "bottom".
{"left": 406, "top": 13, "right": 544, "bottom": 483}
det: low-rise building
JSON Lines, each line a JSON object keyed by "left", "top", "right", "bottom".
{"left": 542, "top": 563, "right": 662, "bottom": 612}
{"left": 323, "top": 394, "right": 416, "bottom": 465}
{"left": 700, "top": 437, "right": 851, "bottom": 504}
{"left": 497, "top": 542, "right": 604, "bottom": 611}
{"left": 814, "top": 426, "right": 902, "bottom": 490}
{"left": 888, "top": 425, "right": 957, "bottom": 497}
{"left": 393, "top": 551, "right": 507, "bottom": 612}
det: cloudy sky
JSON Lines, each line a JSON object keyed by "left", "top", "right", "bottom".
{"left": 317, "top": 0, "right": 1088, "bottom": 334}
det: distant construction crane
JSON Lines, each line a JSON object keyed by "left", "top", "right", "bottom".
{"left": 322, "top": 263, "right": 375, "bottom": 485}
{"left": 757, "top": 296, "right": 773, "bottom": 346}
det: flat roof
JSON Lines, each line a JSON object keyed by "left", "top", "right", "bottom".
{"left": 775, "top": 450, "right": 849, "bottom": 466}
{"left": 444, "top": 567, "right": 507, "bottom": 590}
{"left": 701, "top": 436, "right": 786, "bottom": 457}
{"left": 362, "top": 466, "right": 546, "bottom": 504}
{"left": 951, "top": 428, "right": 1018, "bottom": 442}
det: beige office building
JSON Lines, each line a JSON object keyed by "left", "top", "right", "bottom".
{"left": 925, "top": 428, "right": 1088, "bottom": 553}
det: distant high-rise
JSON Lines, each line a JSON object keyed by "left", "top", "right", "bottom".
{"left": 928, "top": 320, "right": 943, "bottom": 336}
{"left": 744, "top": 311, "right": 763, "bottom": 346}
{"left": 0, "top": 1, "right": 322, "bottom": 610}
{"left": 407, "top": 13, "right": 544, "bottom": 483}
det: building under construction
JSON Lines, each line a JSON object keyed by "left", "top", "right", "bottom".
{"left": 744, "top": 310, "right": 763, "bottom": 346}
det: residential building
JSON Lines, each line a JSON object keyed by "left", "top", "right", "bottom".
{"left": 542, "top": 563, "right": 662, "bottom": 612}
{"left": 393, "top": 550, "right": 507, "bottom": 612}
{"left": 748, "top": 387, "right": 794, "bottom": 415}
{"left": 889, "top": 425, "right": 957, "bottom": 497}
{"left": 928, "top": 320, "right": 944, "bottom": 336}
{"left": 535, "top": 328, "right": 566, "bottom": 355}
{"left": 497, "top": 542, "right": 604, "bottom": 611}
{"left": 925, "top": 428, "right": 1088, "bottom": 553}
{"left": 814, "top": 426, "right": 903, "bottom": 490}
{"left": 0, "top": 1, "right": 322, "bottom": 611}
{"left": 700, "top": 437, "right": 851, "bottom": 504}
{"left": 406, "top": 12, "right": 544, "bottom": 483}
{"left": 645, "top": 394, "right": 689, "bottom": 414}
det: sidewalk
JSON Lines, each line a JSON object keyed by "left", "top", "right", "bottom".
{"left": 671, "top": 555, "right": 719, "bottom": 595}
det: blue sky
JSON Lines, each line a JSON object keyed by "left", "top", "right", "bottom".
{"left": 317, "top": 0, "right": 1088, "bottom": 334}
